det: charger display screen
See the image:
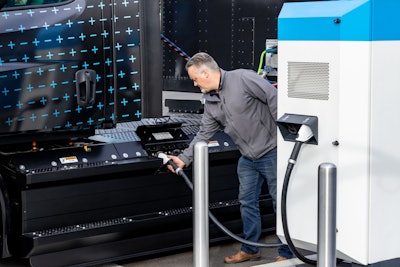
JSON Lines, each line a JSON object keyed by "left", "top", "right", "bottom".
{"left": 152, "top": 132, "right": 174, "bottom": 141}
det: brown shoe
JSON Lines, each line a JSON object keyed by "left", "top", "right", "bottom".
{"left": 276, "top": 256, "right": 288, "bottom": 262}
{"left": 224, "top": 250, "right": 261, "bottom": 264}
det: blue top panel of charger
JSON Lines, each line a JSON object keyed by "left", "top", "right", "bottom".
{"left": 278, "top": 0, "right": 400, "bottom": 41}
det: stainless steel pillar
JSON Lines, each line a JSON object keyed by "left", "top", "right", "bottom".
{"left": 193, "top": 142, "right": 209, "bottom": 267}
{"left": 317, "top": 163, "right": 337, "bottom": 267}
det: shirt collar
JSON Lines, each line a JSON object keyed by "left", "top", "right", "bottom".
{"left": 202, "top": 69, "right": 225, "bottom": 102}
{"left": 218, "top": 69, "right": 226, "bottom": 91}
{"left": 203, "top": 91, "right": 220, "bottom": 102}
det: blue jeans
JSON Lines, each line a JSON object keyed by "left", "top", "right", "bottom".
{"left": 237, "top": 148, "right": 292, "bottom": 258}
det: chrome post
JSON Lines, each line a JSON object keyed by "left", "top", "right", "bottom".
{"left": 317, "top": 163, "right": 337, "bottom": 267}
{"left": 193, "top": 142, "right": 209, "bottom": 267}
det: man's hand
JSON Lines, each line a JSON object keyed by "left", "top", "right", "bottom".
{"left": 166, "top": 155, "right": 185, "bottom": 173}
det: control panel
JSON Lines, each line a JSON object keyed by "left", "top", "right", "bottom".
{"left": 135, "top": 122, "right": 190, "bottom": 155}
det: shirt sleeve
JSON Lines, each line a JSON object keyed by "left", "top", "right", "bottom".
{"left": 178, "top": 103, "right": 221, "bottom": 166}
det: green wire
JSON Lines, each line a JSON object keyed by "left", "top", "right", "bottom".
{"left": 257, "top": 50, "right": 267, "bottom": 74}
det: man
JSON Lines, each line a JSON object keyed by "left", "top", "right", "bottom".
{"left": 167, "top": 52, "right": 292, "bottom": 263}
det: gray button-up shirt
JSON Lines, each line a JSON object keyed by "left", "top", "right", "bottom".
{"left": 178, "top": 68, "right": 277, "bottom": 165}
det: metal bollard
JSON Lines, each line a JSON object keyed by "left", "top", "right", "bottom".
{"left": 317, "top": 163, "right": 337, "bottom": 267}
{"left": 193, "top": 142, "right": 209, "bottom": 267}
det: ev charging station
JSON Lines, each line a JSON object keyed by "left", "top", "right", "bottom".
{"left": 276, "top": 0, "right": 400, "bottom": 266}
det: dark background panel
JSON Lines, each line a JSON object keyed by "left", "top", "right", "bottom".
{"left": 161, "top": 0, "right": 286, "bottom": 93}
{"left": 161, "top": 0, "right": 320, "bottom": 93}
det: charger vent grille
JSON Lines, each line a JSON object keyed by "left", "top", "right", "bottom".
{"left": 287, "top": 61, "right": 329, "bottom": 100}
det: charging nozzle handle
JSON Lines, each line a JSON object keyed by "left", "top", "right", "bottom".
{"left": 288, "top": 124, "right": 314, "bottom": 165}
{"left": 157, "top": 152, "right": 184, "bottom": 176}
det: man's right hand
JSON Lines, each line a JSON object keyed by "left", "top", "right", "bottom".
{"left": 166, "top": 155, "right": 185, "bottom": 173}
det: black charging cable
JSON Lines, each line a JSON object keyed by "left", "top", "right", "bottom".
{"left": 281, "top": 141, "right": 317, "bottom": 265}
{"left": 156, "top": 152, "right": 281, "bottom": 248}
{"left": 281, "top": 140, "right": 343, "bottom": 266}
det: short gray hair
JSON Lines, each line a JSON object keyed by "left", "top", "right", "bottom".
{"left": 185, "top": 52, "right": 220, "bottom": 72}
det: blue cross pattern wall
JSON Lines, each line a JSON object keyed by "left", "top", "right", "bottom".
{"left": 0, "top": 0, "right": 145, "bottom": 135}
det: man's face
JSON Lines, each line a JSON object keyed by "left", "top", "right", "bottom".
{"left": 187, "top": 66, "right": 213, "bottom": 94}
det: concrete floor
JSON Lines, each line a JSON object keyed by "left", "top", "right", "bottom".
{"left": 115, "top": 234, "right": 282, "bottom": 267}
{"left": 0, "top": 233, "right": 359, "bottom": 267}
{"left": 0, "top": 234, "right": 309, "bottom": 267}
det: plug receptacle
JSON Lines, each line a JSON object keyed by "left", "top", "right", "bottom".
{"left": 277, "top": 113, "right": 318, "bottom": 145}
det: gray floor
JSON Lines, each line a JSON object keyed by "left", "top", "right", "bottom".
{"left": 0, "top": 234, "right": 302, "bottom": 267}
{"left": 116, "top": 234, "right": 282, "bottom": 267}
{"left": 0, "top": 233, "right": 356, "bottom": 267}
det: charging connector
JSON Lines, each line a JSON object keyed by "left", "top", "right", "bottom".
{"left": 156, "top": 152, "right": 183, "bottom": 176}
{"left": 296, "top": 125, "right": 313, "bottom": 143}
